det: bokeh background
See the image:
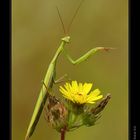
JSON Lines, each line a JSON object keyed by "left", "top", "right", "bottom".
{"left": 12, "top": 0, "right": 128, "bottom": 140}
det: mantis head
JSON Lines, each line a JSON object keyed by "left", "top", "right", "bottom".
{"left": 61, "top": 36, "right": 70, "bottom": 43}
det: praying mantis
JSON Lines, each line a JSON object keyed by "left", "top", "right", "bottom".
{"left": 25, "top": 1, "right": 113, "bottom": 140}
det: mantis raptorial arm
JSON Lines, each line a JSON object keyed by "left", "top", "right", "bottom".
{"left": 64, "top": 47, "right": 112, "bottom": 65}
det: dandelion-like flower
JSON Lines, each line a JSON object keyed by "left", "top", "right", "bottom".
{"left": 59, "top": 81, "right": 103, "bottom": 104}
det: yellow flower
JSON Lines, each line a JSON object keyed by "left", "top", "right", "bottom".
{"left": 59, "top": 81, "right": 103, "bottom": 104}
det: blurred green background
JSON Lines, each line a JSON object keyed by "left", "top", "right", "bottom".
{"left": 12, "top": 0, "right": 128, "bottom": 140}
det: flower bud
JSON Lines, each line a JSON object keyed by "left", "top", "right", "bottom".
{"left": 91, "top": 94, "right": 111, "bottom": 115}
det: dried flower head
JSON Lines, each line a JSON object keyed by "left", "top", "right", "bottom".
{"left": 44, "top": 94, "right": 68, "bottom": 132}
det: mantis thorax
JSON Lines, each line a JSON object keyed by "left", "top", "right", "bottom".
{"left": 61, "top": 36, "right": 70, "bottom": 43}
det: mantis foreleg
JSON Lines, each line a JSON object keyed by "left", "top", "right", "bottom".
{"left": 64, "top": 47, "right": 112, "bottom": 65}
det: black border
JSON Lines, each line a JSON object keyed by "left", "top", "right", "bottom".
{"left": 0, "top": 0, "right": 136, "bottom": 140}
{"left": 0, "top": 0, "right": 11, "bottom": 140}
{"left": 129, "top": 0, "right": 137, "bottom": 140}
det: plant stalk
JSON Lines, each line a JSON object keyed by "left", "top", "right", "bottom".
{"left": 61, "top": 129, "right": 66, "bottom": 140}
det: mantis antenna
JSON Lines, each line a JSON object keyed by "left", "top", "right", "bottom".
{"left": 67, "top": 0, "right": 85, "bottom": 33}
{"left": 56, "top": 0, "right": 85, "bottom": 35}
{"left": 56, "top": 6, "right": 66, "bottom": 35}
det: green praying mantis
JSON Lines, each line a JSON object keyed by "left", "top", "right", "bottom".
{"left": 25, "top": 1, "right": 113, "bottom": 140}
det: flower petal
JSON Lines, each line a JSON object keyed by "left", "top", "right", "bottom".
{"left": 92, "top": 95, "right": 103, "bottom": 101}
{"left": 78, "top": 83, "right": 83, "bottom": 92}
{"left": 83, "top": 83, "right": 93, "bottom": 95}
{"left": 64, "top": 83, "right": 71, "bottom": 92}
{"left": 72, "top": 81, "right": 78, "bottom": 89}
{"left": 89, "top": 89, "right": 101, "bottom": 97}
{"left": 87, "top": 89, "right": 102, "bottom": 102}
{"left": 59, "top": 86, "right": 68, "bottom": 94}
{"left": 87, "top": 101, "right": 95, "bottom": 104}
{"left": 87, "top": 94, "right": 103, "bottom": 103}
